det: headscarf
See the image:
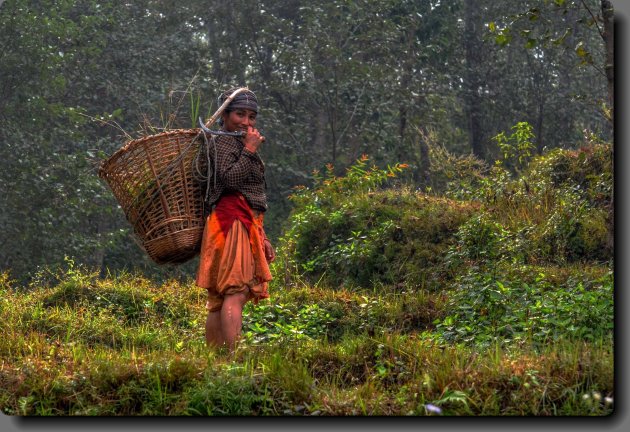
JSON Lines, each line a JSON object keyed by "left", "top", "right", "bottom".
{"left": 219, "top": 87, "right": 258, "bottom": 113}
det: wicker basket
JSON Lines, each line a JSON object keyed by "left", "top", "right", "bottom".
{"left": 98, "top": 87, "right": 251, "bottom": 265}
{"left": 98, "top": 129, "right": 206, "bottom": 264}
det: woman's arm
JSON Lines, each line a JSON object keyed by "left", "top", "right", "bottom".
{"left": 215, "top": 136, "right": 259, "bottom": 190}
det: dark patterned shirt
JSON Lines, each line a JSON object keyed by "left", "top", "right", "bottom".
{"left": 202, "top": 134, "right": 267, "bottom": 212}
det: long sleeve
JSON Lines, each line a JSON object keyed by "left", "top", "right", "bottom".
{"left": 218, "top": 144, "right": 258, "bottom": 189}
{"left": 204, "top": 135, "right": 267, "bottom": 212}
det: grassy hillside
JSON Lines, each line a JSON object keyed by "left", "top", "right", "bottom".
{"left": 0, "top": 143, "right": 614, "bottom": 416}
{"left": 0, "top": 264, "right": 613, "bottom": 416}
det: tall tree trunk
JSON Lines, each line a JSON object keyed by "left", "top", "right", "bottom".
{"left": 206, "top": 0, "right": 230, "bottom": 83}
{"left": 399, "top": 24, "right": 416, "bottom": 145}
{"left": 601, "top": 0, "right": 614, "bottom": 252}
{"left": 313, "top": 109, "right": 328, "bottom": 161}
{"left": 398, "top": 22, "right": 419, "bottom": 165}
{"left": 601, "top": 0, "right": 614, "bottom": 121}
{"left": 463, "top": 0, "right": 485, "bottom": 159}
{"left": 535, "top": 97, "right": 545, "bottom": 154}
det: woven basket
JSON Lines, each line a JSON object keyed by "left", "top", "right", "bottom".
{"left": 99, "top": 87, "right": 251, "bottom": 265}
{"left": 98, "top": 129, "right": 206, "bottom": 264}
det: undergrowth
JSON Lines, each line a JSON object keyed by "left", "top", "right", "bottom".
{"left": 0, "top": 127, "right": 614, "bottom": 416}
{"left": 0, "top": 258, "right": 614, "bottom": 416}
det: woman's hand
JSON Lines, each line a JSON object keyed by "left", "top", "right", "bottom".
{"left": 243, "top": 126, "right": 265, "bottom": 153}
{"left": 264, "top": 238, "right": 275, "bottom": 263}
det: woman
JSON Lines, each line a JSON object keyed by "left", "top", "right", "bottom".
{"left": 196, "top": 88, "right": 275, "bottom": 350}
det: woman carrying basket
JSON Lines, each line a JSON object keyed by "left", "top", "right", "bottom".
{"left": 196, "top": 88, "right": 275, "bottom": 350}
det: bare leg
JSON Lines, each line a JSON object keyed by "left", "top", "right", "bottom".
{"left": 221, "top": 291, "right": 249, "bottom": 350}
{"left": 205, "top": 310, "right": 224, "bottom": 348}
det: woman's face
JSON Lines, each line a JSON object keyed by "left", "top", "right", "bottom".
{"left": 222, "top": 109, "right": 257, "bottom": 133}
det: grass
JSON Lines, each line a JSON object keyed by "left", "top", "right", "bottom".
{"left": 0, "top": 260, "right": 614, "bottom": 416}
{"left": 0, "top": 145, "right": 614, "bottom": 416}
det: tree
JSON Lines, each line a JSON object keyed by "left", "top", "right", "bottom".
{"left": 462, "top": 0, "right": 487, "bottom": 159}
{"left": 0, "top": 0, "right": 613, "bottom": 281}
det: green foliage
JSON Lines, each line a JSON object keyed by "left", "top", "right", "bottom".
{"left": 424, "top": 142, "right": 490, "bottom": 199}
{"left": 434, "top": 267, "right": 613, "bottom": 348}
{"left": 0, "top": 0, "right": 208, "bottom": 281}
{"left": 278, "top": 135, "right": 611, "bottom": 289}
{"left": 277, "top": 156, "right": 479, "bottom": 288}
{"left": 447, "top": 137, "right": 612, "bottom": 266}
{"left": 4, "top": 259, "right": 202, "bottom": 354}
{"left": 450, "top": 213, "right": 514, "bottom": 263}
{"left": 487, "top": 0, "right": 605, "bottom": 63}
{"left": 526, "top": 141, "right": 612, "bottom": 208}
{"left": 493, "top": 121, "right": 536, "bottom": 173}
{"left": 182, "top": 365, "right": 273, "bottom": 415}
{"left": 242, "top": 302, "right": 334, "bottom": 345}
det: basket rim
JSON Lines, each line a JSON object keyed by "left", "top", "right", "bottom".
{"left": 98, "top": 128, "right": 202, "bottom": 178}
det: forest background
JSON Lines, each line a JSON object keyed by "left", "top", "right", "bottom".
{"left": 0, "top": 0, "right": 615, "bottom": 282}
{"left": 0, "top": 0, "right": 621, "bottom": 420}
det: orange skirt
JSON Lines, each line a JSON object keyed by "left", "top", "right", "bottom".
{"left": 196, "top": 196, "right": 271, "bottom": 312}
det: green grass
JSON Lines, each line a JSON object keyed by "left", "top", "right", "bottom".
{"left": 0, "top": 144, "right": 614, "bottom": 416}
{"left": 0, "top": 260, "right": 613, "bottom": 416}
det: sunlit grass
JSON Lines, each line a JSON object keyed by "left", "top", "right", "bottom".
{"left": 0, "top": 260, "right": 613, "bottom": 416}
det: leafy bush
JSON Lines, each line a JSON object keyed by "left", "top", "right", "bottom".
{"left": 527, "top": 143, "right": 612, "bottom": 207}
{"left": 433, "top": 267, "right": 613, "bottom": 348}
{"left": 425, "top": 144, "right": 490, "bottom": 199}
{"left": 493, "top": 121, "right": 536, "bottom": 174}
{"left": 242, "top": 302, "right": 335, "bottom": 345}
{"left": 276, "top": 156, "right": 479, "bottom": 288}
{"left": 447, "top": 142, "right": 612, "bottom": 266}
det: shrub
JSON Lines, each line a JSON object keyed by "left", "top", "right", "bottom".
{"left": 241, "top": 301, "right": 335, "bottom": 345}
{"left": 276, "top": 156, "right": 479, "bottom": 288}
{"left": 433, "top": 267, "right": 613, "bottom": 348}
{"left": 447, "top": 142, "right": 612, "bottom": 266}
{"left": 425, "top": 144, "right": 490, "bottom": 199}
{"left": 527, "top": 144, "right": 612, "bottom": 207}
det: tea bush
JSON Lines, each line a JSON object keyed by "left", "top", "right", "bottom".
{"left": 424, "top": 144, "right": 489, "bottom": 199}
{"left": 241, "top": 301, "right": 335, "bottom": 345}
{"left": 448, "top": 143, "right": 612, "bottom": 267}
{"left": 277, "top": 140, "right": 612, "bottom": 288}
{"left": 277, "top": 156, "right": 480, "bottom": 288}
